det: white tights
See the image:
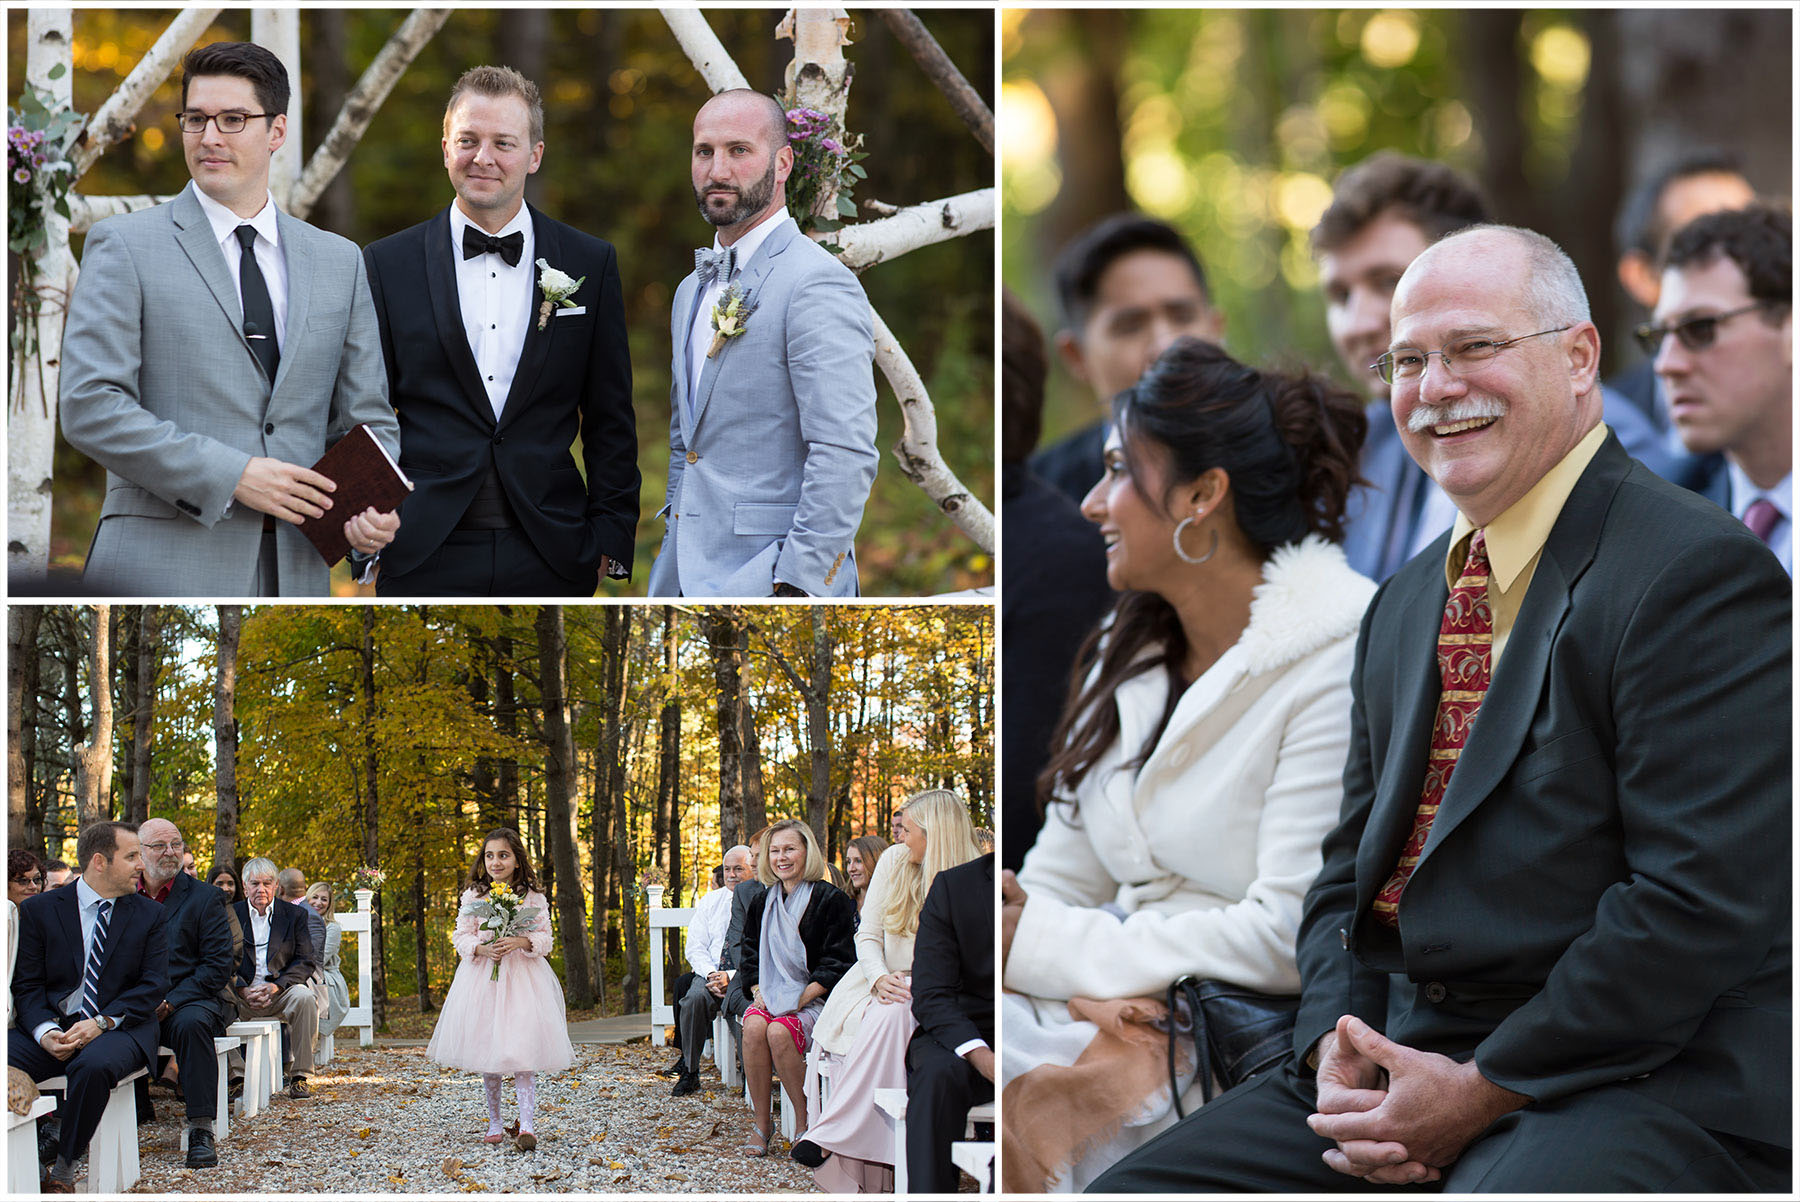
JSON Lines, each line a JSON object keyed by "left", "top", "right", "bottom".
{"left": 482, "top": 1071, "right": 538, "bottom": 1135}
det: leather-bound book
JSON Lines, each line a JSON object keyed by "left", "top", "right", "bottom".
{"left": 298, "top": 423, "right": 413, "bottom": 565}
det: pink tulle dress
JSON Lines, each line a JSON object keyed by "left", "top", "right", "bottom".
{"left": 427, "top": 886, "right": 575, "bottom": 1075}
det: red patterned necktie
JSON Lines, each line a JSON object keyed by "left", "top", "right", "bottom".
{"left": 1372, "top": 529, "right": 1492, "bottom": 926}
{"left": 1743, "top": 498, "right": 1780, "bottom": 544}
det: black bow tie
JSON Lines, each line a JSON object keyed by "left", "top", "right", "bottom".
{"left": 462, "top": 226, "right": 524, "bottom": 268}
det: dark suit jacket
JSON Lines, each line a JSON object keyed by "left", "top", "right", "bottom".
{"left": 720, "top": 878, "right": 767, "bottom": 1020}
{"left": 738, "top": 879, "right": 856, "bottom": 1001}
{"left": 363, "top": 204, "right": 638, "bottom": 584}
{"left": 231, "top": 898, "right": 317, "bottom": 992}
{"left": 152, "top": 873, "right": 234, "bottom": 1022}
{"left": 1025, "top": 420, "right": 1106, "bottom": 508}
{"left": 1294, "top": 434, "right": 1791, "bottom": 1148}
{"left": 13, "top": 885, "right": 169, "bottom": 1069}
{"left": 911, "top": 854, "right": 995, "bottom": 1051}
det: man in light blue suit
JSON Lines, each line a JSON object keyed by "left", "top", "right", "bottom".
{"left": 648, "top": 89, "right": 879, "bottom": 598}
{"left": 59, "top": 41, "right": 399, "bottom": 596}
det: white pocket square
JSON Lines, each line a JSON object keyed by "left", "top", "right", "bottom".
{"left": 557, "top": 305, "right": 587, "bottom": 317}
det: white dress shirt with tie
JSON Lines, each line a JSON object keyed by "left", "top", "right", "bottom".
{"left": 192, "top": 185, "right": 287, "bottom": 352}
{"left": 1726, "top": 460, "right": 1792, "bottom": 574}
{"left": 686, "top": 208, "right": 794, "bottom": 407}
{"left": 449, "top": 201, "right": 535, "bottom": 421}
{"left": 31, "top": 878, "right": 121, "bottom": 1042}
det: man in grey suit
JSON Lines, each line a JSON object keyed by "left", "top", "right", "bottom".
{"left": 60, "top": 41, "right": 400, "bottom": 596}
{"left": 648, "top": 89, "right": 879, "bottom": 598}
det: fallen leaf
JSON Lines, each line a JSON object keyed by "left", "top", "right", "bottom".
{"left": 664, "top": 1172, "right": 690, "bottom": 1182}
{"left": 442, "top": 1156, "right": 463, "bottom": 1177}
{"left": 355, "top": 1126, "right": 372, "bottom": 1139}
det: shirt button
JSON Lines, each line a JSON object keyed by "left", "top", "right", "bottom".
{"left": 1424, "top": 981, "right": 1448, "bottom": 1003}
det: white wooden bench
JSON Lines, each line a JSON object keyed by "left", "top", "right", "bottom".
{"left": 743, "top": 1071, "right": 799, "bottom": 1140}
{"left": 875, "top": 1087, "right": 995, "bottom": 1195}
{"left": 802, "top": 1044, "right": 834, "bottom": 1114}
{"left": 316, "top": 1029, "right": 334, "bottom": 1068}
{"left": 226, "top": 1019, "right": 281, "bottom": 1118}
{"left": 953, "top": 1139, "right": 996, "bottom": 1192}
{"left": 37, "top": 1065, "right": 148, "bottom": 1193}
{"left": 157, "top": 1036, "right": 242, "bottom": 1149}
{"left": 712, "top": 1010, "right": 741, "bottom": 1088}
{"left": 7, "top": 1093, "right": 57, "bottom": 1194}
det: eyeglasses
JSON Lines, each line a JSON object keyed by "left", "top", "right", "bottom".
{"left": 1372, "top": 328, "right": 1571, "bottom": 386}
{"left": 1634, "top": 303, "right": 1776, "bottom": 356}
{"left": 11, "top": 874, "right": 42, "bottom": 887}
{"left": 177, "top": 110, "right": 277, "bottom": 135}
{"left": 142, "top": 840, "right": 185, "bottom": 855}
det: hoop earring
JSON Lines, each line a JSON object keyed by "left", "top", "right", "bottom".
{"left": 1173, "top": 516, "right": 1217, "bottom": 565}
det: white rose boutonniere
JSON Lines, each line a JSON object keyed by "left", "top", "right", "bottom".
{"left": 708, "top": 283, "right": 757, "bottom": 358}
{"left": 535, "top": 258, "right": 586, "bottom": 331}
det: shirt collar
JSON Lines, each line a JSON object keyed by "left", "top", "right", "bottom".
{"left": 1724, "top": 459, "right": 1792, "bottom": 522}
{"left": 450, "top": 199, "right": 532, "bottom": 252}
{"left": 74, "top": 876, "right": 103, "bottom": 914}
{"left": 712, "top": 208, "right": 792, "bottom": 271}
{"left": 1447, "top": 421, "right": 1609, "bottom": 592}
{"left": 250, "top": 897, "right": 273, "bottom": 919}
{"left": 193, "top": 183, "right": 280, "bottom": 251}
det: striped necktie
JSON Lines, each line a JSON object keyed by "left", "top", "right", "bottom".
{"left": 1372, "top": 529, "right": 1493, "bottom": 925}
{"left": 80, "top": 898, "right": 113, "bottom": 1021}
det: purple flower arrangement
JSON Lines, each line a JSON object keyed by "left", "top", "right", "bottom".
{"left": 781, "top": 100, "right": 868, "bottom": 241}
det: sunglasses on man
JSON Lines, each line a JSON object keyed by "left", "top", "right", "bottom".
{"left": 1634, "top": 301, "right": 1779, "bottom": 356}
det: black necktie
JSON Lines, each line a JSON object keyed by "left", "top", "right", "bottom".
{"left": 463, "top": 225, "right": 525, "bottom": 268}
{"left": 235, "top": 225, "right": 280, "bottom": 382}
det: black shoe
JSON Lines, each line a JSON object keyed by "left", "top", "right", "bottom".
{"left": 185, "top": 1128, "right": 218, "bottom": 1169}
{"left": 227, "top": 1078, "right": 244, "bottom": 1102}
{"left": 670, "top": 1070, "right": 702, "bottom": 1097}
{"left": 36, "top": 1117, "right": 60, "bottom": 1166}
{"left": 286, "top": 1076, "right": 311, "bottom": 1100}
{"left": 656, "top": 1054, "right": 686, "bottom": 1078}
{"left": 790, "top": 1138, "right": 830, "bottom": 1168}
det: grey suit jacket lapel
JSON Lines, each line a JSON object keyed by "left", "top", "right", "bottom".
{"left": 171, "top": 184, "right": 255, "bottom": 368}
{"left": 274, "top": 208, "right": 312, "bottom": 396}
{"left": 690, "top": 220, "right": 800, "bottom": 435}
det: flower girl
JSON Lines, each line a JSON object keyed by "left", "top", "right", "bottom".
{"left": 427, "top": 828, "right": 574, "bottom": 1150}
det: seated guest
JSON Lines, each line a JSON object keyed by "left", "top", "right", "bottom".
{"left": 718, "top": 828, "right": 771, "bottom": 1071}
{"left": 841, "top": 833, "right": 888, "bottom": 923}
{"left": 279, "top": 867, "right": 331, "bottom": 1022}
{"left": 205, "top": 863, "right": 242, "bottom": 904}
{"left": 658, "top": 864, "right": 724, "bottom": 1079}
{"left": 232, "top": 857, "right": 319, "bottom": 1099}
{"left": 10, "top": 849, "right": 45, "bottom": 906}
{"left": 302, "top": 884, "right": 350, "bottom": 1040}
{"left": 796, "top": 790, "right": 982, "bottom": 1191}
{"left": 1089, "top": 225, "right": 1790, "bottom": 1194}
{"left": 1002, "top": 337, "right": 1374, "bottom": 1190}
{"left": 42, "top": 860, "right": 73, "bottom": 890}
{"left": 205, "top": 864, "right": 247, "bottom": 1004}
{"left": 1647, "top": 204, "right": 1792, "bottom": 572}
{"left": 182, "top": 851, "right": 198, "bottom": 878}
{"left": 907, "top": 852, "right": 995, "bottom": 1193}
{"left": 712, "top": 866, "right": 725, "bottom": 889}
{"left": 669, "top": 845, "right": 752, "bottom": 1096}
{"left": 9, "top": 822, "right": 168, "bottom": 1193}
{"left": 136, "top": 818, "right": 233, "bottom": 1168}
{"left": 737, "top": 819, "right": 855, "bottom": 1157}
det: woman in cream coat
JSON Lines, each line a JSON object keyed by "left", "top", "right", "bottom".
{"left": 1000, "top": 339, "right": 1375, "bottom": 1191}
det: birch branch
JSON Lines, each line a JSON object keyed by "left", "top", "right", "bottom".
{"left": 288, "top": 9, "right": 452, "bottom": 221}
{"left": 660, "top": 8, "right": 750, "bottom": 92}
{"left": 831, "top": 188, "right": 993, "bottom": 271}
{"left": 873, "top": 308, "right": 994, "bottom": 553}
{"left": 71, "top": 7, "right": 222, "bottom": 180}
{"left": 70, "top": 193, "right": 172, "bottom": 233}
{"left": 874, "top": 9, "right": 992, "bottom": 156}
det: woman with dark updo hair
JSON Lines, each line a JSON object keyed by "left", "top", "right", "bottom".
{"left": 999, "top": 337, "right": 1376, "bottom": 1191}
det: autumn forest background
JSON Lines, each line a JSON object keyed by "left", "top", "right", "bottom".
{"left": 6, "top": 604, "right": 993, "bottom": 1028}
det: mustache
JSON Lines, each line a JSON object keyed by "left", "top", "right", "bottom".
{"left": 1406, "top": 396, "right": 1508, "bottom": 433}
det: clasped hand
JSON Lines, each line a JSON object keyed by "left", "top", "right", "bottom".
{"left": 478, "top": 935, "right": 530, "bottom": 959}
{"left": 40, "top": 1019, "right": 100, "bottom": 1061}
{"left": 233, "top": 457, "right": 399, "bottom": 554}
{"left": 873, "top": 971, "right": 912, "bottom": 1004}
{"left": 1306, "top": 1015, "right": 1529, "bottom": 1185}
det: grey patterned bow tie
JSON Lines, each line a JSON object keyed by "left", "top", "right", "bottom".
{"left": 694, "top": 246, "right": 737, "bottom": 286}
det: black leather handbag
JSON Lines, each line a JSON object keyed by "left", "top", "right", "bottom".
{"left": 1163, "top": 974, "right": 1300, "bottom": 1118}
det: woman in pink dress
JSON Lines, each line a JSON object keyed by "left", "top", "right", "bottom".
{"left": 427, "top": 828, "right": 574, "bottom": 1151}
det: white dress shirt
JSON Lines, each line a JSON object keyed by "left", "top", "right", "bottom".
{"left": 31, "top": 878, "right": 121, "bottom": 1043}
{"left": 684, "top": 886, "right": 733, "bottom": 976}
{"left": 450, "top": 201, "right": 534, "bottom": 420}
{"left": 247, "top": 900, "right": 275, "bottom": 984}
{"left": 686, "top": 208, "right": 794, "bottom": 406}
{"left": 192, "top": 185, "right": 288, "bottom": 351}
{"left": 1726, "top": 460, "right": 1792, "bottom": 574}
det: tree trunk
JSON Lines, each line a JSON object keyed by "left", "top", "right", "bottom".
{"left": 704, "top": 608, "right": 748, "bottom": 850}
{"left": 1038, "top": 9, "right": 1131, "bottom": 261}
{"left": 805, "top": 610, "right": 833, "bottom": 838}
{"left": 213, "top": 606, "right": 241, "bottom": 867}
{"left": 413, "top": 851, "right": 434, "bottom": 1012}
{"left": 359, "top": 607, "right": 387, "bottom": 1030}
{"left": 304, "top": 8, "right": 357, "bottom": 238}
{"left": 467, "top": 642, "right": 497, "bottom": 828}
{"left": 72, "top": 605, "right": 114, "bottom": 828}
{"left": 657, "top": 608, "right": 681, "bottom": 899}
{"left": 126, "top": 605, "right": 160, "bottom": 824}
{"left": 588, "top": 741, "right": 611, "bottom": 1008}
{"left": 498, "top": 9, "right": 550, "bottom": 210}
{"left": 8, "top": 607, "right": 43, "bottom": 849}
{"left": 496, "top": 631, "right": 520, "bottom": 828}
{"left": 600, "top": 607, "right": 636, "bottom": 1009}
{"left": 536, "top": 606, "right": 596, "bottom": 1010}
{"left": 736, "top": 629, "right": 767, "bottom": 837}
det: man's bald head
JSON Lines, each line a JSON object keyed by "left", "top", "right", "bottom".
{"left": 139, "top": 818, "right": 185, "bottom": 886}
{"left": 697, "top": 89, "right": 788, "bottom": 151}
{"left": 278, "top": 867, "right": 307, "bottom": 899}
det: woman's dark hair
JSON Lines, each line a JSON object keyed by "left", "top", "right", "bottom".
{"left": 9, "top": 848, "right": 42, "bottom": 884}
{"left": 207, "top": 863, "right": 243, "bottom": 900}
{"left": 468, "top": 827, "right": 542, "bottom": 898}
{"left": 1037, "top": 337, "right": 1366, "bottom": 812}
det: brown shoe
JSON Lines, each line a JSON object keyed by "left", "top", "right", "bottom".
{"left": 515, "top": 1130, "right": 537, "bottom": 1152}
{"left": 42, "top": 1174, "right": 75, "bottom": 1194}
{"left": 287, "top": 1077, "right": 311, "bottom": 1100}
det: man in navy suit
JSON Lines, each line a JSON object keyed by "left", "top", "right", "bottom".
{"left": 231, "top": 857, "right": 317, "bottom": 1098}
{"left": 135, "top": 818, "right": 233, "bottom": 1168}
{"left": 906, "top": 853, "right": 995, "bottom": 1192}
{"left": 9, "top": 822, "right": 169, "bottom": 1192}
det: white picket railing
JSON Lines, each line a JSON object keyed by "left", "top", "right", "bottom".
{"left": 337, "top": 888, "right": 377, "bottom": 1046}
{"left": 646, "top": 886, "right": 693, "bottom": 1047}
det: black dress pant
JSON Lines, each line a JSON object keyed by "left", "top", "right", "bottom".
{"left": 905, "top": 1034, "right": 993, "bottom": 1193}
{"left": 377, "top": 527, "right": 594, "bottom": 597}
{"left": 8, "top": 1026, "right": 150, "bottom": 1165}
{"left": 161, "top": 1002, "right": 226, "bottom": 1122}
{"left": 1088, "top": 1062, "right": 1791, "bottom": 1194}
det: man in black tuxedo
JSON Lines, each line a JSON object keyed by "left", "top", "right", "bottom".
{"left": 907, "top": 853, "right": 995, "bottom": 1193}
{"left": 9, "top": 822, "right": 168, "bottom": 1192}
{"left": 364, "top": 65, "right": 637, "bottom": 596}
{"left": 134, "top": 818, "right": 233, "bottom": 1168}
{"left": 231, "top": 857, "right": 318, "bottom": 1099}
{"left": 1092, "top": 226, "right": 1790, "bottom": 1192}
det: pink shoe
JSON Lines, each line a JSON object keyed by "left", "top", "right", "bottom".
{"left": 483, "top": 1131, "right": 505, "bottom": 1145}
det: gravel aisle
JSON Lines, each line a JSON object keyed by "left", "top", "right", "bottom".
{"left": 126, "top": 1041, "right": 820, "bottom": 1193}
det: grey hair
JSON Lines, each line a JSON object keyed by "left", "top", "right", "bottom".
{"left": 241, "top": 857, "right": 278, "bottom": 883}
{"left": 723, "top": 844, "right": 752, "bottom": 861}
{"left": 1435, "top": 223, "right": 1592, "bottom": 327}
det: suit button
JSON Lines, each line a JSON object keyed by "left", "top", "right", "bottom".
{"left": 686, "top": 451, "right": 698, "bottom": 464}
{"left": 493, "top": 435, "right": 504, "bottom": 446}
{"left": 1424, "top": 981, "right": 1448, "bottom": 1003}
{"left": 1338, "top": 927, "right": 1349, "bottom": 949}
{"left": 264, "top": 422, "right": 274, "bottom": 434}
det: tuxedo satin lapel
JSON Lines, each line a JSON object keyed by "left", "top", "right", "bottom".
{"left": 498, "top": 206, "right": 555, "bottom": 432}
{"left": 691, "top": 224, "right": 795, "bottom": 434}
{"left": 1354, "top": 569, "right": 1450, "bottom": 915}
{"left": 171, "top": 187, "right": 250, "bottom": 362}
{"left": 273, "top": 212, "right": 311, "bottom": 395}
{"left": 424, "top": 207, "right": 493, "bottom": 424}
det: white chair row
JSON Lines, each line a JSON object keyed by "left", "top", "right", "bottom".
{"left": 712, "top": 1010, "right": 741, "bottom": 1088}
{"left": 6, "top": 1094, "right": 57, "bottom": 1195}
{"left": 874, "top": 1087, "right": 995, "bottom": 1196}
{"left": 227, "top": 1019, "right": 282, "bottom": 1118}
{"left": 32, "top": 1066, "right": 149, "bottom": 1194}
{"left": 952, "top": 1139, "right": 996, "bottom": 1193}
